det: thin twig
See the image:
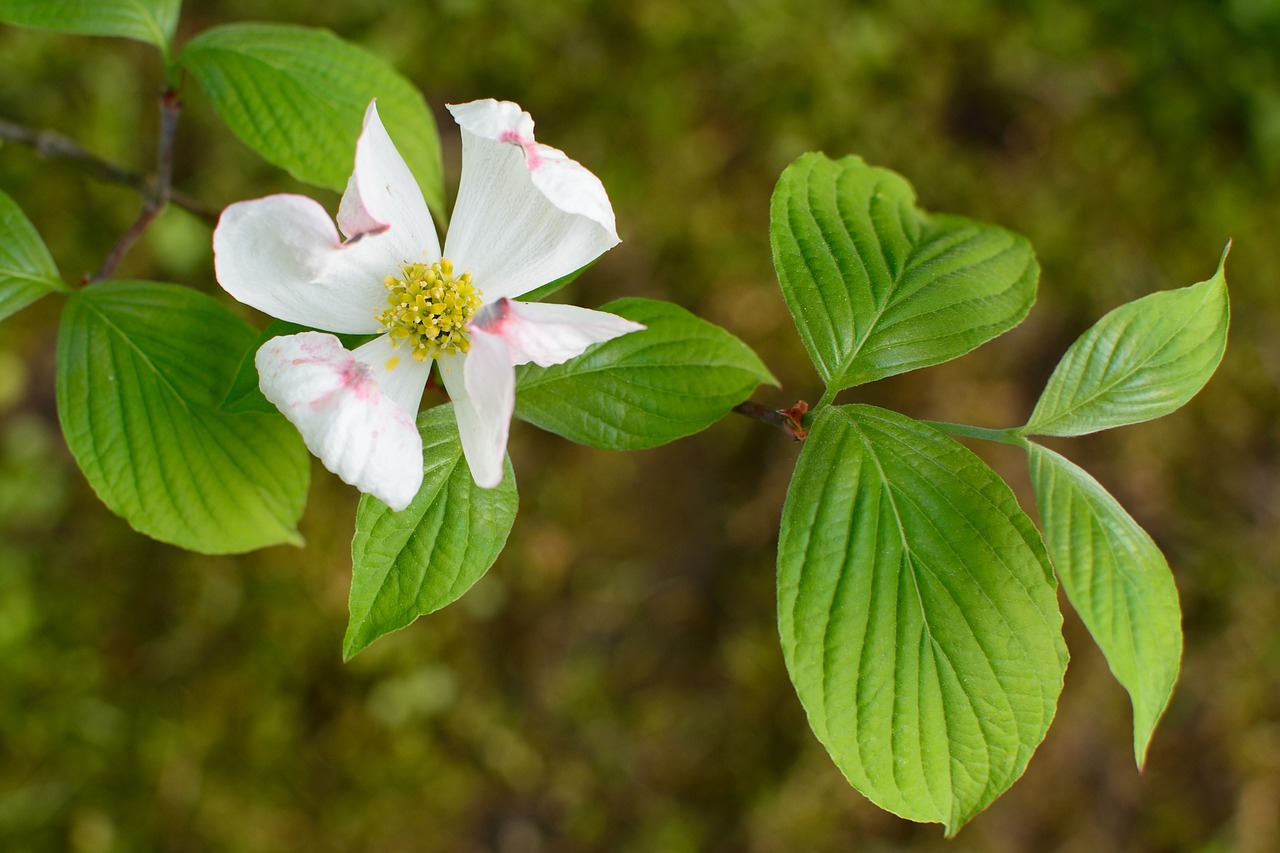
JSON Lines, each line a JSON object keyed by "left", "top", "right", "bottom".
{"left": 733, "top": 400, "right": 810, "bottom": 441}
{"left": 92, "top": 89, "right": 185, "bottom": 282}
{"left": 0, "top": 111, "right": 216, "bottom": 224}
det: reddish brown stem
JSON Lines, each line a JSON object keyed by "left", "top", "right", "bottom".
{"left": 0, "top": 112, "right": 215, "bottom": 223}
{"left": 733, "top": 400, "right": 809, "bottom": 441}
{"left": 91, "top": 89, "right": 184, "bottom": 282}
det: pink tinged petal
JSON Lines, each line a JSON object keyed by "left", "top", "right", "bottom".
{"left": 474, "top": 298, "right": 645, "bottom": 367}
{"left": 214, "top": 194, "right": 402, "bottom": 334}
{"left": 256, "top": 332, "right": 424, "bottom": 511}
{"left": 336, "top": 100, "right": 441, "bottom": 264}
{"left": 436, "top": 336, "right": 514, "bottom": 489}
{"left": 352, "top": 334, "right": 433, "bottom": 415}
{"left": 443, "top": 99, "right": 621, "bottom": 302}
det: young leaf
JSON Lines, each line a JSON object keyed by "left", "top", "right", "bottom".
{"left": 1023, "top": 247, "right": 1230, "bottom": 436}
{"left": 180, "top": 23, "right": 444, "bottom": 217}
{"left": 514, "top": 297, "right": 777, "bottom": 450}
{"left": 0, "top": 189, "right": 67, "bottom": 322}
{"left": 778, "top": 405, "right": 1067, "bottom": 834}
{"left": 56, "top": 281, "right": 309, "bottom": 553}
{"left": 346, "top": 404, "right": 518, "bottom": 660}
{"left": 0, "top": 0, "right": 181, "bottom": 54}
{"left": 770, "top": 153, "right": 1037, "bottom": 391}
{"left": 1027, "top": 442, "right": 1181, "bottom": 768}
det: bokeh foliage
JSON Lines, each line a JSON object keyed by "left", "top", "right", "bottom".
{"left": 1, "top": 0, "right": 1278, "bottom": 850}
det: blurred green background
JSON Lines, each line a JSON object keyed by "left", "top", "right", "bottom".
{"left": 2, "top": 0, "right": 1278, "bottom": 850}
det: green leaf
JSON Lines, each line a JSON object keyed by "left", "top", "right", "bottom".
{"left": 1023, "top": 246, "right": 1230, "bottom": 436}
{"left": 180, "top": 23, "right": 444, "bottom": 217}
{"left": 345, "top": 404, "right": 518, "bottom": 659}
{"left": 0, "top": 0, "right": 180, "bottom": 53}
{"left": 518, "top": 259, "right": 595, "bottom": 304}
{"left": 777, "top": 405, "right": 1066, "bottom": 834}
{"left": 0, "top": 189, "right": 66, "bottom": 322}
{"left": 1027, "top": 442, "right": 1181, "bottom": 768}
{"left": 56, "top": 281, "right": 310, "bottom": 553}
{"left": 515, "top": 297, "right": 777, "bottom": 450}
{"left": 770, "top": 153, "right": 1038, "bottom": 391}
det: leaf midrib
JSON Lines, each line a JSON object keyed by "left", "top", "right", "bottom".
{"left": 1028, "top": 284, "right": 1218, "bottom": 433}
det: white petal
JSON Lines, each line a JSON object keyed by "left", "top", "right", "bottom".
{"left": 436, "top": 335, "right": 514, "bottom": 489}
{"left": 256, "top": 332, "right": 423, "bottom": 510}
{"left": 215, "top": 194, "right": 400, "bottom": 333}
{"left": 443, "top": 99, "right": 620, "bottom": 302}
{"left": 336, "top": 100, "right": 441, "bottom": 265}
{"left": 352, "top": 334, "right": 433, "bottom": 415}
{"left": 474, "top": 298, "right": 645, "bottom": 367}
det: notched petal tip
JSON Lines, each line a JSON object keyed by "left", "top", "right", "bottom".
{"left": 446, "top": 98, "right": 618, "bottom": 242}
{"left": 336, "top": 98, "right": 439, "bottom": 256}
{"left": 447, "top": 99, "right": 536, "bottom": 143}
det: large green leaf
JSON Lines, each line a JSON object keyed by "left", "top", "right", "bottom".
{"left": 1023, "top": 248, "right": 1230, "bottom": 436}
{"left": 180, "top": 23, "right": 444, "bottom": 217}
{"left": 56, "top": 281, "right": 309, "bottom": 553}
{"left": 0, "top": 0, "right": 180, "bottom": 53}
{"left": 1027, "top": 442, "right": 1181, "bottom": 768}
{"left": 346, "top": 404, "right": 518, "bottom": 659}
{"left": 778, "top": 405, "right": 1067, "bottom": 834}
{"left": 770, "top": 153, "right": 1037, "bottom": 391}
{"left": 515, "top": 297, "right": 777, "bottom": 450}
{"left": 0, "top": 189, "right": 67, "bottom": 322}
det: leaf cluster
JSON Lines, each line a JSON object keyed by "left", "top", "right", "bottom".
{"left": 772, "top": 153, "right": 1228, "bottom": 830}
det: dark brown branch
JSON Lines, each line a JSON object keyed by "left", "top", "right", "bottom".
{"left": 92, "top": 90, "right": 186, "bottom": 282}
{"left": 0, "top": 110, "right": 216, "bottom": 225}
{"left": 733, "top": 400, "right": 809, "bottom": 441}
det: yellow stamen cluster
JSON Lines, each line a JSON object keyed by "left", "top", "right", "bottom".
{"left": 377, "top": 258, "right": 482, "bottom": 361}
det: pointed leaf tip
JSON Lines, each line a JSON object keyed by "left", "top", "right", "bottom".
{"left": 345, "top": 404, "right": 518, "bottom": 659}
{"left": 516, "top": 297, "right": 777, "bottom": 450}
{"left": 1027, "top": 443, "right": 1182, "bottom": 768}
{"left": 1024, "top": 250, "right": 1230, "bottom": 436}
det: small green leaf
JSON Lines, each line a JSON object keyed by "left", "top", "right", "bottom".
{"left": 0, "top": 189, "right": 67, "bottom": 322}
{"left": 56, "top": 281, "right": 309, "bottom": 553}
{"left": 515, "top": 297, "right": 777, "bottom": 450}
{"left": 778, "top": 405, "right": 1066, "bottom": 834}
{"left": 1027, "top": 442, "right": 1181, "bottom": 768}
{"left": 1023, "top": 247, "right": 1230, "bottom": 436}
{"left": 770, "top": 153, "right": 1038, "bottom": 391}
{"left": 345, "top": 404, "right": 518, "bottom": 659}
{"left": 0, "top": 0, "right": 180, "bottom": 53}
{"left": 180, "top": 23, "right": 444, "bottom": 217}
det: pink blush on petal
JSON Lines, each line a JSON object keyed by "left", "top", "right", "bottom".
{"left": 471, "top": 297, "right": 514, "bottom": 335}
{"left": 339, "top": 361, "right": 378, "bottom": 401}
{"left": 499, "top": 130, "right": 543, "bottom": 170}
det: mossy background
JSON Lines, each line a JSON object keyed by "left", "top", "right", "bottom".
{"left": 1, "top": 0, "right": 1278, "bottom": 850}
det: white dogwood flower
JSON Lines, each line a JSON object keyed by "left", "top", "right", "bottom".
{"left": 213, "top": 99, "right": 642, "bottom": 510}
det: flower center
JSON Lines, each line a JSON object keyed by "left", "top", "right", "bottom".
{"left": 377, "top": 258, "right": 482, "bottom": 361}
